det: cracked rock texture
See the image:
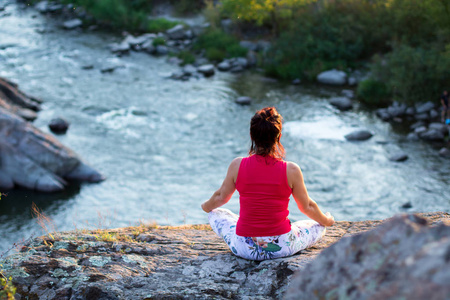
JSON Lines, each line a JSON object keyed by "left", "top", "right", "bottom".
{"left": 1, "top": 212, "right": 448, "bottom": 299}
{"left": 285, "top": 212, "right": 450, "bottom": 300}
{"left": 0, "top": 77, "right": 104, "bottom": 192}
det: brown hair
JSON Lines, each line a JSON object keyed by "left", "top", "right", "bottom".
{"left": 249, "top": 107, "right": 285, "bottom": 160}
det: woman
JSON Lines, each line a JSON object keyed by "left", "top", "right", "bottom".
{"left": 201, "top": 107, "right": 334, "bottom": 260}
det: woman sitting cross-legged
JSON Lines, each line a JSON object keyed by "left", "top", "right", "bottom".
{"left": 201, "top": 107, "right": 335, "bottom": 261}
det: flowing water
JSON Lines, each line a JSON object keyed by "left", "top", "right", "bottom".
{"left": 0, "top": 1, "right": 449, "bottom": 253}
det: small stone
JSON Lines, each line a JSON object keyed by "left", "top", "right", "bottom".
{"left": 341, "top": 89, "right": 354, "bottom": 98}
{"left": 155, "top": 45, "right": 169, "bottom": 55}
{"left": 438, "top": 148, "right": 450, "bottom": 158}
{"left": 235, "top": 96, "right": 252, "bottom": 106}
{"left": 389, "top": 153, "right": 408, "bottom": 162}
{"left": 414, "top": 126, "right": 427, "bottom": 135}
{"left": 110, "top": 42, "right": 130, "bottom": 54}
{"left": 81, "top": 64, "right": 94, "bottom": 70}
{"left": 197, "top": 64, "right": 215, "bottom": 77}
{"left": 230, "top": 66, "right": 244, "bottom": 73}
{"left": 406, "top": 133, "right": 419, "bottom": 141}
{"left": 376, "top": 108, "right": 391, "bottom": 121}
{"left": 217, "top": 61, "right": 231, "bottom": 72}
{"left": 292, "top": 79, "right": 301, "bottom": 85}
{"left": 419, "top": 129, "right": 445, "bottom": 141}
{"left": 415, "top": 101, "right": 435, "bottom": 114}
{"left": 166, "top": 24, "right": 185, "bottom": 40}
{"left": 239, "top": 41, "right": 258, "bottom": 51}
{"left": 317, "top": 69, "right": 347, "bottom": 86}
{"left": 63, "top": 19, "right": 82, "bottom": 30}
{"left": 344, "top": 130, "right": 373, "bottom": 141}
{"left": 415, "top": 113, "right": 429, "bottom": 121}
{"left": 182, "top": 64, "right": 197, "bottom": 76}
{"left": 329, "top": 97, "right": 353, "bottom": 111}
{"left": 401, "top": 202, "right": 413, "bottom": 209}
{"left": 49, "top": 117, "right": 69, "bottom": 134}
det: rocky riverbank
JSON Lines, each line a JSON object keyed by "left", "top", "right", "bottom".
{"left": 1, "top": 212, "right": 448, "bottom": 299}
{"left": 0, "top": 77, "right": 104, "bottom": 192}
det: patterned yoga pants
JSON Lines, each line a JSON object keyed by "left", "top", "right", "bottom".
{"left": 209, "top": 208, "right": 326, "bottom": 261}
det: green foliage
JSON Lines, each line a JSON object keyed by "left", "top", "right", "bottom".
{"left": 369, "top": 44, "right": 450, "bottom": 105}
{"left": 171, "top": 0, "right": 204, "bottom": 16}
{"left": 147, "top": 18, "right": 180, "bottom": 33}
{"left": 194, "top": 29, "right": 248, "bottom": 61}
{"left": 0, "top": 271, "right": 16, "bottom": 300}
{"left": 177, "top": 51, "right": 196, "bottom": 65}
{"left": 152, "top": 37, "right": 166, "bottom": 46}
{"left": 61, "top": 0, "right": 149, "bottom": 31}
{"left": 357, "top": 79, "right": 391, "bottom": 107}
{"left": 221, "top": 0, "right": 312, "bottom": 30}
{"left": 60, "top": 0, "right": 179, "bottom": 33}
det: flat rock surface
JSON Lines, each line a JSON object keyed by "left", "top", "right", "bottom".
{"left": 1, "top": 212, "right": 448, "bottom": 299}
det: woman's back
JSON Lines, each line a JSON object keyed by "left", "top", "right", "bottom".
{"left": 236, "top": 155, "right": 291, "bottom": 237}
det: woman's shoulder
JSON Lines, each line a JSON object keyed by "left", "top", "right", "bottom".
{"left": 229, "top": 157, "right": 244, "bottom": 169}
{"left": 285, "top": 161, "right": 301, "bottom": 173}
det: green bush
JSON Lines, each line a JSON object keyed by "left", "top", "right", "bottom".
{"left": 61, "top": 0, "right": 149, "bottom": 31}
{"left": 357, "top": 79, "right": 391, "bottom": 107}
{"left": 177, "top": 51, "right": 196, "bottom": 65}
{"left": 0, "top": 273, "right": 16, "bottom": 300}
{"left": 369, "top": 44, "right": 450, "bottom": 104}
{"left": 152, "top": 37, "right": 166, "bottom": 46}
{"left": 194, "top": 29, "right": 248, "bottom": 61}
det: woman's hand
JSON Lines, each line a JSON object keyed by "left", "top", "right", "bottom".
{"left": 321, "top": 212, "right": 335, "bottom": 227}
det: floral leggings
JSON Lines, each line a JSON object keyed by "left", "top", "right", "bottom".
{"left": 209, "top": 208, "right": 326, "bottom": 261}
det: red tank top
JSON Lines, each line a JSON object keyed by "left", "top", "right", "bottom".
{"left": 235, "top": 155, "right": 292, "bottom": 237}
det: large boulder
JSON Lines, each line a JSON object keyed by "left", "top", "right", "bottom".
{"left": 0, "top": 77, "right": 104, "bottom": 192}
{"left": 1, "top": 213, "right": 448, "bottom": 300}
{"left": 285, "top": 214, "right": 450, "bottom": 300}
{"left": 317, "top": 69, "right": 347, "bottom": 86}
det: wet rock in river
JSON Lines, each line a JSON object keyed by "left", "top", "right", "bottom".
{"left": 292, "top": 78, "right": 301, "bottom": 85}
{"left": 217, "top": 60, "right": 231, "bottom": 72}
{"left": 415, "top": 101, "right": 435, "bottom": 114}
{"left": 197, "top": 64, "right": 215, "bottom": 77}
{"left": 285, "top": 214, "right": 450, "bottom": 300}
{"left": 182, "top": 64, "right": 197, "bottom": 76}
{"left": 0, "top": 107, "right": 104, "bottom": 192}
{"left": 166, "top": 24, "right": 186, "bottom": 40}
{"left": 0, "top": 77, "right": 103, "bottom": 192}
{"left": 428, "top": 122, "right": 448, "bottom": 135}
{"left": 155, "top": 45, "right": 168, "bottom": 56}
{"left": 49, "top": 117, "right": 69, "bottom": 134}
{"left": 438, "top": 147, "right": 450, "bottom": 158}
{"left": 419, "top": 129, "right": 445, "bottom": 142}
{"left": 344, "top": 130, "right": 373, "bottom": 141}
{"left": 235, "top": 96, "right": 252, "bottom": 106}
{"left": 341, "top": 89, "right": 354, "bottom": 98}
{"left": 329, "top": 97, "right": 353, "bottom": 111}
{"left": 401, "top": 201, "right": 413, "bottom": 209}
{"left": 317, "top": 69, "right": 347, "bottom": 86}
{"left": 376, "top": 108, "right": 391, "bottom": 121}
{"left": 63, "top": 19, "right": 82, "bottom": 30}
{"left": 389, "top": 152, "right": 408, "bottom": 162}
{"left": 110, "top": 41, "right": 130, "bottom": 55}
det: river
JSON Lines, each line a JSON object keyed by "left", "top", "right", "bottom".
{"left": 0, "top": 1, "right": 449, "bottom": 254}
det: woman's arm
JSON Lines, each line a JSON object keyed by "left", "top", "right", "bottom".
{"left": 287, "top": 162, "right": 335, "bottom": 226}
{"left": 201, "top": 158, "right": 242, "bottom": 213}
